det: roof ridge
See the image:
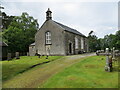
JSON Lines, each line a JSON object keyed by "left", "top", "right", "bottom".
{"left": 0, "top": 41, "right": 8, "bottom": 46}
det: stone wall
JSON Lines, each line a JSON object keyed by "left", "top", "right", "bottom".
{"left": 64, "top": 31, "right": 88, "bottom": 55}
{"left": 35, "top": 20, "right": 66, "bottom": 55}
{"left": 64, "top": 31, "right": 75, "bottom": 55}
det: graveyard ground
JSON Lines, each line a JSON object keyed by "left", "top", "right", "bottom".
{"left": 2, "top": 54, "right": 119, "bottom": 88}
{"left": 2, "top": 56, "right": 63, "bottom": 81}
{"left": 40, "top": 56, "right": 119, "bottom": 88}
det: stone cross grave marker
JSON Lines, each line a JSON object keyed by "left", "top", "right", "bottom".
{"left": 105, "top": 48, "right": 113, "bottom": 72}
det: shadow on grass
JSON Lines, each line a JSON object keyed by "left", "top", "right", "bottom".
{"left": 2, "top": 58, "right": 56, "bottom": 81}
{"left": 18, "top": 60, "right": 51, "bottom": 74}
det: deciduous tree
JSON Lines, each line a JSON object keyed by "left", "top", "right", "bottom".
{"left": 2, "top": 12, "right": 39, "bottom": 52}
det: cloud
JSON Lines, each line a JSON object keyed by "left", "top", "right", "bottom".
{"left": 1, "top": 1, "right": 118, "bottom": 38}
{"left": 1, "top": 0, "right": 119, "bottom": 2}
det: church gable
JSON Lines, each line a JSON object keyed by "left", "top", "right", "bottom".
{"left": 35, "top": 8, "right": 66, "bottom": 55}
{"left": 35, "top": 20, "right": 65, "bottom": 38}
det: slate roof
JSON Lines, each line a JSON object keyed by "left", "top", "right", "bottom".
{"left": 30, "top": 42, "right": 35, "bottom": 46}
{"left": 0, "top": 41, "right": 8, "bottom": 47}
{"left": 54, "top": 21, "right": 86, "bottom": 37}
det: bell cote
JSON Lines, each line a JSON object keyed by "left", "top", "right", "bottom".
{"left": 46, "top": 8, "right": 52, "bottom": 20}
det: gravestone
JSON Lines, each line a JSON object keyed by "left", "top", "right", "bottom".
{"left": 112, "top": 47, "right": 118, "bottom": 66}
{"left": 105, "top": 48, "right": 112, "bottom": 72}
{"left": 105, "top": 48, "right": 109, "bottom": 71}
{"left": 7, "top": 53, "right": 12, "bottom": 60}
{"left": 15, "top": 52, "right": 20, "bottom": 59}
{"left": 46, "top": 47, "right": 50, "bottom": 59}
{"left": 96, "top": 50, "right": 99, "bottom": 56}
{"left": 46, "top": 55, "right": 48, "bottom": 59}
{"left": 27, "top": 52, "right": 29, "bottom": 56}
{"left": 112, "top": 47, "right": 115, "bottom": 60}
{"left": 38, "top": 54, "right": 41, "bottom": 58}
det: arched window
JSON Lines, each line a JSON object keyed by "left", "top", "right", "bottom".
{"left": 81, "top": 37, "right": 84, "bottom": 49}
{"left": 45, "top": 31, "right": 51, "bottom": 44}
{"left": 75, "top": 37, "right": 78, "bottom": 49}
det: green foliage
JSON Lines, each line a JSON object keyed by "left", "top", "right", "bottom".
{"left": 100, "top": 30, "right": 120, "bottom": 50}
{"left": 2, "top": 12, "right": 15, "bottom": 30}
{"left": 2, "top": 56, "right": 63, "bottom": 81}
{"left": 88, "top": 30, "right": 120, "bottom": 51}
{"left": 2, "top": 12, "right": 39, "bottom": 52}
{"left": 88, "top": 35, "right": 100, "bottom": 52}
{"left": 101, "top": 34, "right": 116, "bottom": 50}
{"left": 115, "top": 30, "right": 120, "bottom": 50}
{"left": 40, "top": 56, "right": 118, "bottom": 88}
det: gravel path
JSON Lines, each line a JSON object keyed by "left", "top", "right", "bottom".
{"left": 3, "top": 53, "right": 95, "bottom": 88}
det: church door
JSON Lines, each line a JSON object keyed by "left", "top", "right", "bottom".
{"left": 69, "top": 43, "right": 72, "bottom": 54}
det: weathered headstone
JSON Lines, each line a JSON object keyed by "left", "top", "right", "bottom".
{"left": 27, "top": 52, "right": 29, "bottom": 56}
{"left": 105, "top": 48, "right": 112, "bottom": 72}
{"left": 112, "top": 47, "right": 115, "bottom": 59}
{"left": 7, "top": 53, "right": 12, "bottom": 60}
{"left": 38, "top": 54, "right": 41, "bottom": 58}
{"left": 96, "top": 50, "right": 99, "bottom": 56}
{"left": 15, "top": 52, "right": 20, "bottom": 59}
{"left": 105, "top": 48, "right": 109, "bottom": 71}
{"left": 109, "top": 56, "right": 113, "bottom": 72}
{"left": 112, "top": 47, "right": 118, "bottom": 66}
{"left": 101, "top": 50, "right": 104, "bottom": 53}
{"left": 46, "top": 55, "right": 48, "bottom": 59}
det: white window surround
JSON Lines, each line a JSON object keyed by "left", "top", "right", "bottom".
{"left": 81, "top": 37, "right": 84, "bottom": 49}
{"left": 75, "top": 37, "right": 78, "bottom": 49}
{"left": 45, "top": 31, "right": 51, "bottom": 44}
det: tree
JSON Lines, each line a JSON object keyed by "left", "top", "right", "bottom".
{"left": 2, "top": 12, "right": 15, "bottom": 30}
{"left": 2, "top": 12, "right": 39, "bottom": 52}
{"left": 88, "top": 34, "right": 98, "bottom": 52}
{"left": 99, "top": 30, "right": 120, "bottom": 50}
{"left": 115, "top": 30, "right": 120, "bottom": 50}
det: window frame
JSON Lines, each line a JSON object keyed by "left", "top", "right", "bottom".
{"left": 81, "top": 37, "right": 84, "bottom": 49}
{"left": 45, "top": 31, "right": 52, "bottom": 45}
{"left": 75, "top": 36, "right": 78, "bottom": 49}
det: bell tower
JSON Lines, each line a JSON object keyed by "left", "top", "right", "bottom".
{"left": 46, "top": 8, "right": 52, "bottom": 20}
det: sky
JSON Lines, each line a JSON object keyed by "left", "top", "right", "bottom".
{"left": 1, "top": 0, "right": 119, "bottom": 38}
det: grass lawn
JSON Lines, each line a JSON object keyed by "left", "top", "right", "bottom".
{"left": 1, "top": 56, "right": 63, "bottom": 81}
{"left": 40, "top": 56, "right": 118, "bottom": 88}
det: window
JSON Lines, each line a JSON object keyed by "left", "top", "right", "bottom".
{"left": 75, "top": 37, "right": 78, "bottom": 49}
{"left": 45, "top": 31, "right": 51, "bottom": 44}
{"left": 81, "top": 37, "right": 84, "bottom": 49}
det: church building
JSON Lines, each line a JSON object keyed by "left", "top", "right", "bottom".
{"left": 29, "top": 8, "right": 89, "bottom": 56}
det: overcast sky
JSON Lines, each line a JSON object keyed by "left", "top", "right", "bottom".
{"left": 1, "top": 0, "right": 119, "bottom": 38}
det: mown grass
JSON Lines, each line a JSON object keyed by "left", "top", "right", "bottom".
{"left": 40, "top": 56, "right": 118, "bottom": 88}
{"left": 1, "top": 56, "right": 63, "bottom": 81}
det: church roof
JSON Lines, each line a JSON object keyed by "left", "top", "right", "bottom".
{"left": 0, "top": 41, "right": 8, "bottom": 46}
{"left": 54, "top": 21, "right": 86, "bottom": 37}
{"left": 30, "top": 42, "right": 35, "bottom": 46}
